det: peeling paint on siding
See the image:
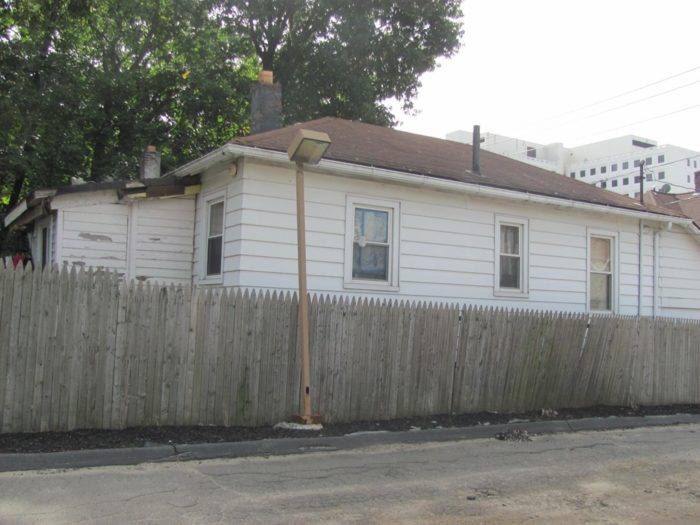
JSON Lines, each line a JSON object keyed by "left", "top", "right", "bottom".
{"left": 78, "top": 232, "right": 113, "bottom": 242}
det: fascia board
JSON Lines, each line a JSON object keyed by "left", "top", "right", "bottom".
{"left": 170, "top": 144, "right": 696, "bottom": 230}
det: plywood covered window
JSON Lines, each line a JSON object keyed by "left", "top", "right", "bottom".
{"left": 344, "top": 195, "right": 400, "bottom": 291}
{"left": 589, "top": 234, "right": 615, "bottom": 311}
{"left": 494, "top": 216, "right": 528, "bottom": 297}
{"left": 205, "top": 198, "right": 224, "bottom": 277}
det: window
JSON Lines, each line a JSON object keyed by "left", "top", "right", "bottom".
{"left": 622, "top": 177, "right": 629, "bottom": 185}
{"left": 611, "top": 164, "right": 618, "bottom": 172}
{"left": 634, "top": 175, "right": 641, "bottom": 183}
{"left": 645, "top": 173, "right": 652, "bottom": 181}
{"left": 622, "top": 161, "right": 629, "bottom": 169}
{"left": 495, "top": 217, "right": 528, "bottom": 296}
{"left": 645, "top": 157, "right": 652, "bottom": 166}
{"left": 580, "top": 170, "right": 586, "bottom": 178}
{"left": 634, "top": 160, "right": 641, "bottom": 168}
{"left": 570, "top": 172, "right": 576, "bottom": 178}
{"left": 589, "top": 234, "right": 615, "bottom": 312}
{"left": 590, "top": 168, "right": 596, "bottom": 175}
{"left": 695, "top": 161, "right": 698, "bottom": 168}
{"left": 611, "top": 179, "right": 618, "bottom": 187}
{"left": 601, "top": 166, "right": 607, "bottom": 174}
{"left": 600, "top": 181, "right": 607, "bottom": 188}
{"left": 658, "top": 171, "right": 665, "bottom": 180}
{"left": 527, "top": 147, "right": 537, "bottom": 159}
{"left": 344, "top": 196, "right": 399, "bottom": 290}
{"left": 204, "top": 197, "right": 224, "bottom": 278}
{"left": 658, "top": 155, "right": 665, "bottom": 163}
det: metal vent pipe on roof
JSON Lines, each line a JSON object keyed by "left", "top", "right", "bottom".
{"left": 472, "top": 125, "right": 480, "bottom": 173}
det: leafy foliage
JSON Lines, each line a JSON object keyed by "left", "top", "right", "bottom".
{"left": 0, "top": 0, "right": 257, "bottom": 206}
{"left": 222, "top": 0, "right": 463, "bottom": 126}
{"left": 0, "top": 0, "right": 462, "bottom": 210}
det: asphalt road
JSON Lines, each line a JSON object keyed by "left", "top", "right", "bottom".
{"left": 1, "top": 424, "right": 700, "bottom": 524}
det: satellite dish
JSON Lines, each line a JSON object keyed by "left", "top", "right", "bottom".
{"left": 659, "top": 183, "right": 672, "bottom": 193}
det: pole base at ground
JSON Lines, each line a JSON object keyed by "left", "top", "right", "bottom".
{"left": 291, "top": 414, "right": 322, "bottom": 425}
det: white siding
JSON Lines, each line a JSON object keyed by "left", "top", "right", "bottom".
{"left": 192, "top": 160, "right": 243, "bottom": 286}
{"left": 658, "top": 225, "right": 700, "bottom": 318}
{"left": 51, "top": 189, "right": 196, "bottom": 285}
{"left": 190, "top": 158, "right": 700, "bottom": 318}
{"left": 131, "top": 197, "right": 195, "bottom": 285}
{"left": 28, "top": 215, "right": 53, "bottom": 269}
{"left": 60, "top": 203, "right": 130, "bottom": 273}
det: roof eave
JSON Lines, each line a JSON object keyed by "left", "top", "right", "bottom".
{"left": 3, "top": 188, "right": 57, "bottom": 229}
{"left": 165, "top": 145, "right": 239, "bottom": 178}
{"left": 211, "top": 143, "right": 691, "bottom": 227}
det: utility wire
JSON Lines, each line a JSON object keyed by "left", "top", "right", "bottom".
{"left": 468, "top": 64, "right": 700, "bottom": 151}
{"left": 563, "top": 78, "right": 700, "bottom": 124}
{"left": 492, "top": 102, "right": 700, "bottom": 158}
{"left": 560, "top": 64, "right": 700, "bottom": 116}
{"left": 571, "top": 153, "right": 700, "bottom": 186}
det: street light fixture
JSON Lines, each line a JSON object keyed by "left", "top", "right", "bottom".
{"left": 288, "top": 129, "right": 331, "bottom": 425}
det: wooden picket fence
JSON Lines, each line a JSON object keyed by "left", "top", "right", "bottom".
{"left": 1, "top": 265, "right": 699, "bottom": 434}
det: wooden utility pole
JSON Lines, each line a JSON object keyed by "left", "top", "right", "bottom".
{"left": 295, "top": 161, "right": 314, "bottom": 424}
{"left": 639, "top": 160, "right": 645, "bottom": 204}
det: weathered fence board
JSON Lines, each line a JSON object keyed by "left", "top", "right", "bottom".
{"left": 1, "top": 266, "right": 700, "bottom": 433}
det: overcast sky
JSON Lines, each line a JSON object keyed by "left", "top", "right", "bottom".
{"left": 394, "top": 0, "right": 700, "bottom": 151}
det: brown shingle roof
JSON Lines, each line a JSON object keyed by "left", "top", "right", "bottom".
{"left": 232, "top": 117, "right": 682, "bottom": 217}
{"left": 647, "top": 191, "right": 700, "bottom": 223}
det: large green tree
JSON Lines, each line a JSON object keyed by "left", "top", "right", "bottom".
{"left": 0, "top": 0, "right": 257, "bottom": 208}
{"left": 222, "top": 0, "right": 463, "bottom": 125}
{"left": 0, "top": 0, "right": 462, "bottom": 210}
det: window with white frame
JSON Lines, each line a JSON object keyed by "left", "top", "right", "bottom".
{"left": 205, "top": 197, "right": 224, "bottom": 277}
{"left": 344, "top": 196, "right": 399, "bottom": 290}
{"left": 589, "top": 235, "right": 614, "bottom": 311}
{"left": 494, "top": 217, "right": 528, "bottom": 296}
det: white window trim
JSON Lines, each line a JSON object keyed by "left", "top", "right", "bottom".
{"left": 587, "top": 229, "right": 619, "bottom": 313}
{"left": 494, "top": 215, "right": 529, "bottom": 298}
{"left": 199, "top": 189, "right": 226, "bottom": 285}
{"left": 344, "top": 194, "right": 400, "bottom": 292}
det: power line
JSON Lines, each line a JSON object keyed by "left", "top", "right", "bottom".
{"left": 465, "top": 64, "right": 700, "bottom": 151}
{"left": 560, "top": 64, "right": 700, "bottom": 116}
{"left": 593, "top": 102, "right": 700, "bottom": 135}
{"left": 571, "top": 153, "right": 700, "bottom": 186}
{"left": 497, "top": 102, "right": 700, "bottom": 159}
{"left": 565, "top": 77, "right": 700, "bottom": 124}
{"left": 648, "top": 179, "right": 697, "bottom": 192}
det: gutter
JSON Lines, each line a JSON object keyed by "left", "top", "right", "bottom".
{"left": 167, "top": 144, "right": 700, "bottom": 238}
{"left": 165, "top": 145, "right": 238, "bottom": 178}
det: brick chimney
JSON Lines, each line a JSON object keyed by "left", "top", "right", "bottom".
{"left": 140, "top": 145, "right": 161, "bottom": 179}
{"left": 251, "top": 70, "right": 282, "bottom": 134}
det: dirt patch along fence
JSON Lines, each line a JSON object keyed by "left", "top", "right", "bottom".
{"left": 1, "top": 266, "right": 699, "bottom": 434}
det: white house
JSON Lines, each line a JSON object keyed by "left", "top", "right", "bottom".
{"left": 168, "top": 117, "right": 700, "bottom": 319}
{"left": 448, "top": 130, "right": 700, "bottom": 198}
{"left": 3, "top": 174, "right": 201, "bottom": 286}
{"left": 6, "top": 118, "right": 700, "bottom": 319}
